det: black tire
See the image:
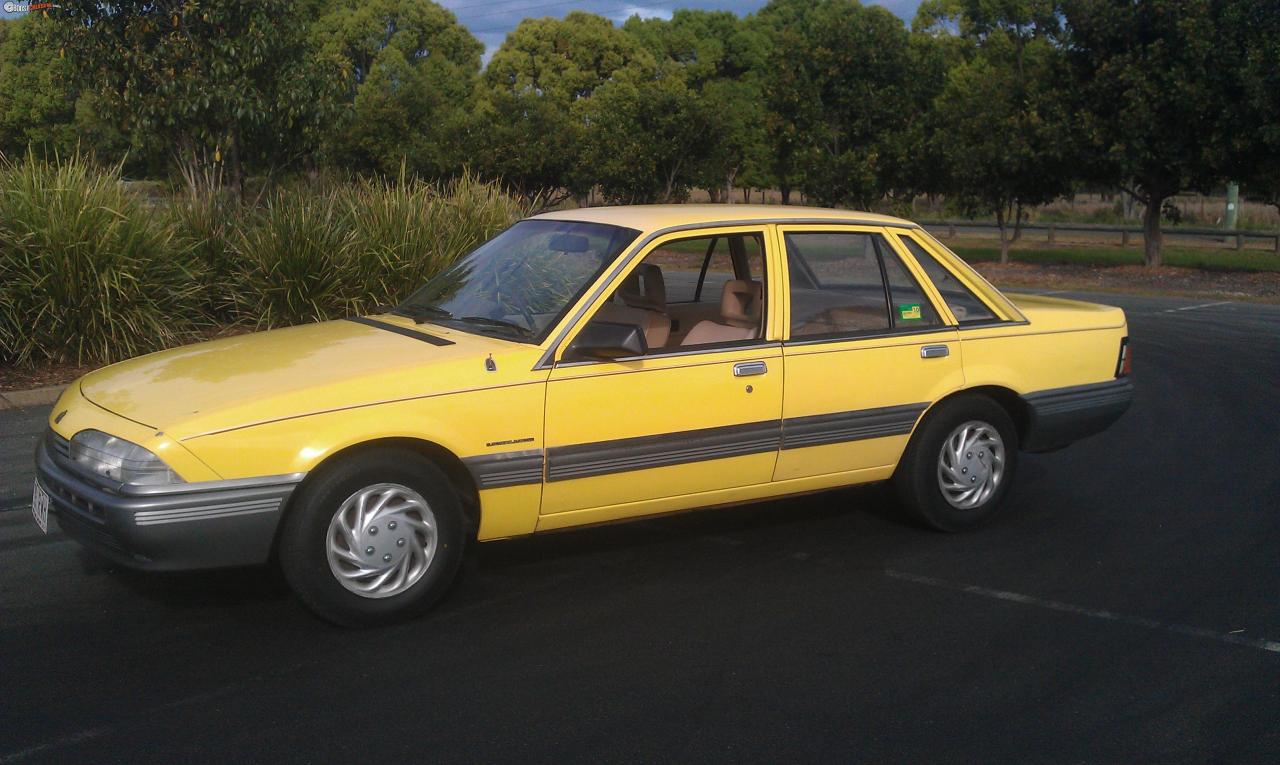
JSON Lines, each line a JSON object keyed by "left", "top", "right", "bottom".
{"left": 893, "top": 394, "right": 1019, "bottom": 532}
{"left": 278, "top": 449, "right": 467, "bottom": 626}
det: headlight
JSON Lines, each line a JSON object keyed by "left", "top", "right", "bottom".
{"left": 69, "top": 430, "right": 185, "bottom": 486}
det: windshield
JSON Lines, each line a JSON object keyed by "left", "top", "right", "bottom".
{"left": 394, "top": 219, "right": 640, "bottom": 342}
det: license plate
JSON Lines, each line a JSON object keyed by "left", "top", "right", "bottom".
{"left": 31, "top": 481, "right": 50, "bottom": 534}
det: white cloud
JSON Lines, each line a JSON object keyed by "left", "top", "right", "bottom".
{"left": 610, "top": 5, "right": 675, "bottom": 23}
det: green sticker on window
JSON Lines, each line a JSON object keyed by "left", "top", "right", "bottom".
{"left": 899, "top": 303, "right": 922, "bottom": 320}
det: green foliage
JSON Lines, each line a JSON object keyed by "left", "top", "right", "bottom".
{"left": 623, "top": 10, "right": 770, "bottom": 199}
{"left": 756, "top": 0, "right": 922, "bottom": 207}
{"left": 927, "top": 7, "right": 1076, "bottom": 260}
{"left": 312, "top": 0, "right": 482, "bottom": 178}
{"left": 0, "top": 15, "right": 76, "bottom": 159}
{"left": 1222, "top": 1, "right": 1280, "bottom": 217}
{"left": 0, "top": 154, "right": 531, "bottom": 364}
{"left": 578, "top": 68, "right": 712, "bottom": 203}
{"left": 230, "top": 171, "right": 532, "bottom": 328}
{"left": 0, "top": 153, "right": 203, "bottom": 365}
{"left": 1060, "top": 0, "right": 1238, "bottom": 264}
{"left": 52, "top": 0, "right": 341, "bottom": 183}
{"left": 474, "top": 12, "right": 652, "bottom": 198}
{"left": 486, "top": 12, "right": 652, "bottom": 103}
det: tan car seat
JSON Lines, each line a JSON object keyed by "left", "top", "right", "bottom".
{"left": 681, "top": 280, "right": 762, "bottom": 346}
{"left": 595, "top": 264, "right": 672, "bottom": 348}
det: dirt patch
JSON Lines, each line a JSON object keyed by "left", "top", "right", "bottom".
{"left": 974, "top": 262, "right": 1280, "bottom": 303}
{"left": 0, "top": 361, "right": 95, "bottom": 394}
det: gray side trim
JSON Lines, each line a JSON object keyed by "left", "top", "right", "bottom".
{"left": 463, "top": 450, "right": 545, "bottom": 489}
{"left": 134, "top": 499, "right": 282, "bottom": 526}
{"left": 1023, "top": 379, "right": 1134, "bottom": 416}
{"left": 547, "top": 421, "right": 782, "bottom": 482}
{"left": 782, "top": 403, "right": 928, "bottom": 449}
{"left": 535, "top": 217, "right": 920, "bottom": 370}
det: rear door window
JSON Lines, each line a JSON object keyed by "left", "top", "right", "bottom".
{"left": 784, "top": 231, "right": 940, "bottom": 338}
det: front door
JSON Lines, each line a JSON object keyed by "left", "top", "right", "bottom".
{"left": 773, "top": 225, "right": 965, "bottom": 482}
{"left": 539, "top": 226, "right": 784, "bottom": 526}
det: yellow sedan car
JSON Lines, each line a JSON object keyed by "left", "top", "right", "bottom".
{"left": 33, "top": 206, "right": 1132, "bottom": 624}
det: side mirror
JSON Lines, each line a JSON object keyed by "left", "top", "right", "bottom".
{"left": 566, "top": 321, "right": 647, "bottom": 361}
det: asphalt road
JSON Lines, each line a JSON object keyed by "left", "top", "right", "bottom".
{"left": 1, "top": 292, "right": 1277, "bottom": 764}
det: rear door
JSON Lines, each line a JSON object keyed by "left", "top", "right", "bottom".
{"left": 773, "top": 225, "right": 964, "bottom": 482}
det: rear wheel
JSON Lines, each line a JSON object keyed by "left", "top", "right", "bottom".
{"left": 894, "top": 395, "right": 1018, "bottom": 531}
{"left": 278, "top": 449, "right": 466, "bottom": 626}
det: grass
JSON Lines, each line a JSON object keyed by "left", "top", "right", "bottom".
{"left": 0, "top": 155, "right": 533, "bottom": 366}
{"left": 0, "top": 153, "right": 205, "bottom": 365}
{"left": 946, "top": 243, "right": 1280, "bottom": 273}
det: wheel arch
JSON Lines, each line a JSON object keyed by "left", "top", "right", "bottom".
{"left": 273, "top": 438, "right": 481, "bottom": 555}
{"left": 919, "top": 385, "right": 1030, "bottom": 448}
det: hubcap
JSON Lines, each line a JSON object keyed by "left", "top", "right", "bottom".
{"left": 326, "top": 483, "right": 437, "bottom": 599}
{"left": 937, "top": 421, "right": 1005, "bottom": 510}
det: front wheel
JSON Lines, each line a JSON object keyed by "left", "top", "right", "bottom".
{"left": 278, "top": 449, "right": 467, "bottom": 626}
{"left": 894, "top": 395, "right": 1018, "bottom": 532}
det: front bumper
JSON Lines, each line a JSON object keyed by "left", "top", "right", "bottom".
{"left": 1021, "top": 378, "right": 1134, "bottom": 452}
{"left": 35, "top": 432, "right": 302, "bottom": 571}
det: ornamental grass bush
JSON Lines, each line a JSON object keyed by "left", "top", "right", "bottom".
{"left": 0, "top": 156, "right": 533, "bottom": 365}
{"left": 0, "top": 153, "right": 203, "bottom": 366}
{"left": 232, "top": 170, "right": 533, "bottom": 329}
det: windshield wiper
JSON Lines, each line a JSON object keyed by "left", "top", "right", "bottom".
{"left": 391, "top": 304, "right": 453, "bottom": 324}
{"left": 455, "top": 315, "right": 532, "bottom": 338}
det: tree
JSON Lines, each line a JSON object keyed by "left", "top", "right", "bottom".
{"left": 1061, "top": 0, "right": 1230, "bottom": 266}
{"left": 474, "top": 12, "right": 652, "bottom": 198}
{"left": 1220, "top": 1, "right": 1280, "bottom": 223}
{"left": 623, "top": 10, "right": 769, "bottom": 202}
{"left": 578, "top": 67, "right": 713, "bottom": 203}
{"left": 922, "top": 0, "right": 1076, "bottom": 262}
{"left": 756, "top": 0, "right": 920, "bottom": 209}
{"left": 0, "top": 14, "right": 130, "bottom": 167}
{"left": 52, "top": 1, "right": 340, "bottom": 190}
{"left": 311, "top": 0, "right": 482, "bottom": 178}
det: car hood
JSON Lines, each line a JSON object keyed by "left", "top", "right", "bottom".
{"left": 78, "top": 316, "right": 541, "bottom": 440}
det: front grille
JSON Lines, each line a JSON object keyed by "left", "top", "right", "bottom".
{"left": 42, "top": 432, "right": 107, "bottom": 522}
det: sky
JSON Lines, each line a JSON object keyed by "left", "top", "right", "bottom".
{"left": 432, "top": 0, "right": 925, "bottom": 61}
{"left": 1, "top": 1, "right": 926, "bottom": 61}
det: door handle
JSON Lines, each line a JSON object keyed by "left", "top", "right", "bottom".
{"left": 733, "top": 361, "right": 768, "bottom": 377}
{"left": 920, "top": 345, "right": 950, "bottom": 359}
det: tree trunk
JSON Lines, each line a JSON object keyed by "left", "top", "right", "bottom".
{"left": 708, "top": 187, "right": 721, "bottom": 203}
{"left": 1012, "top": 202, "right": 1024, "bottom": 242}
{"left": 725, "top": 168, "right": 737, "bottom": 204}
{"left": 780, "top": 184, "right": 791, "bottom": 205}
{"left": 1142, "top": 192, "right": 1165, "bottom": 267}
{"left": 996, "top": 205, "right": 1011, "bottom": 264}
{"left": 743, "top": 187, "right": 751, "bottom": 204}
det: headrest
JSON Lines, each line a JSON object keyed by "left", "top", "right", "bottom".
{"left": 619, "top": 264, "right": 666, "bottom": 312}
{"left": 721, "top": 279, "right": 762, "bottom": 328}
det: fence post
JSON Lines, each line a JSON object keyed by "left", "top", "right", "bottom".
{"left": 1048, "top": 224, "right": 1056, "bottom": 245}
{"left": 1121, "top": 229, "right": 1130, "bottom": 246}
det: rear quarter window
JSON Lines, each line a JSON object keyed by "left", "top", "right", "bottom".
{"left": 900, "top": 236, "right": 997, "bottom": 324}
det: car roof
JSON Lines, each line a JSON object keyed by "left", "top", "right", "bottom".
{"left": 530, "top": 204, "right": 918, "bottom": 233}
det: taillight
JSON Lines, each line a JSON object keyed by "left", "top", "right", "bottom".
{"left": 1116, "top": 337, "right": 1131, "bottom": 377}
